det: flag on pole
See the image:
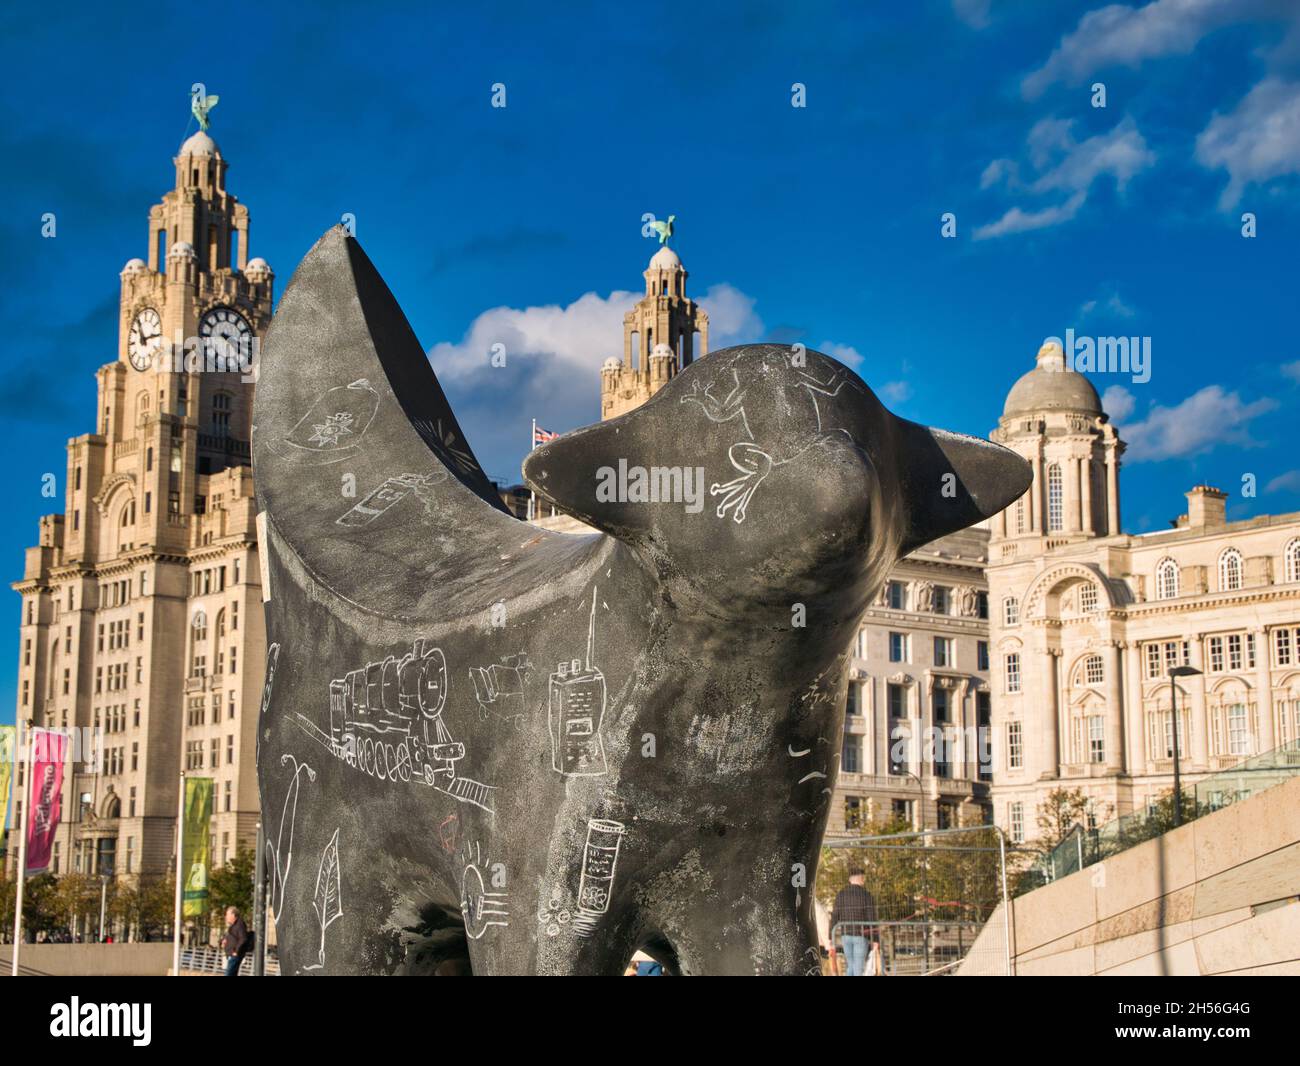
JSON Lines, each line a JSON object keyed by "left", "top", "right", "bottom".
{"left": 25, "top": 728, "right": 67, "bottom": 875}
{"left": 182, "top": 777, "right": 214, "bottom": 918}
{"left": 532, "top": 424, "right": 558, "bottom": 448}
{"left": 0, "top": 725, "right": 14, "bottom": 839}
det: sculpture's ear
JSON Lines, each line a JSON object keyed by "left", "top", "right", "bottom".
{"left": 892, "top": 418, "right": 1032, "bottom": 555}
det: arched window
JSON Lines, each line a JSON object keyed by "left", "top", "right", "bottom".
{"left": 1084, "top": 655, "right": 1103, "bottom": 685}
{"left": 1286, "top": 539, "right": 1300, "bottom": 584}
{"left": 137, "top": 391, "right": 150, "bottom": 425}
{"left": 1156, "top": 557, "right": 1180, "bottom": 600}
{"left": 1219, "top": 548, "right": 1243, "bottom": 592}
{"left": 1047, "top": 464, "right": 1064, "bottom": 532}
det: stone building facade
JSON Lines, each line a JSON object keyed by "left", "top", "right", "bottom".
{"left": 599, "top": 245, "right": 708, "bottom": 420}
{"left": 986, "top": 342, "right": 1300, "bottom": 846}
{"left": 9, "top": 128, "right": 272, "bottom": 882}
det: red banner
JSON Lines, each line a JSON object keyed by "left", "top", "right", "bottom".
{"left": 25, "top": 728, "right": 66, "bottom": 875}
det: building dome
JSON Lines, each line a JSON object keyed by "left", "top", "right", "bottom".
{"left": 650, "top": 342, "right": 675, "bottom": 359}
{"left": 121, "top": 257, "right": 147, "bottom": 274}
{"left": 178, "top": 130, "right": 218, "bottom": 157}
{"left": 1002, "top": 340, "right": 1103, "bottom": 418}
{"left": 168, "top": 241, "right": 197, "bottom": 259}
{"left": 648, "top": 246, "right": 682, "bottom": 271}
{"left": 245, "top": 257, "right": 271, "bottom": 273}
{"left": 601, "top": 357, "right": 623, "bottom": 371}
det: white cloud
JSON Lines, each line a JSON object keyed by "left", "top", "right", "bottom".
{"left": 1195, "top": 77, "right": 1300, "bottom": 208}
{"left": 1081, "top": 287, "right": 1138, "bottom": 319}
{"left": 818, "top": 341, "right": 865, "bottom": 369}
{"left": 1120, "top": 384, "right": 1277, "bottom": 461}
{"left": 699, "top": 283, "right": 763, "bottom": 348}
{"left": 975, "top": 117, "right": 1154, "bottom": 238}
{"left": 1282, "top": 359, "right": 1300, "bottom": 383}
{"left": 1021, "top": 0, "right": 1261, "bottom": 99}
{"left": 952, "top": 0, "right": 992, "bottom": 30}
{"left": 878, "top": 380, "right": 912, "bottom": 405}
{"left": 974, "top": 191, "right": 1087, "bottom": 239}
{"left": 1102, "top": 383, "right": 1138, "bottom": 422}
{"left": 1266, "top": 469, "right": 1300, "bottom": 492}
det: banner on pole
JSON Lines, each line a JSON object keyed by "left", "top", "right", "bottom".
{"left": 26, "top": 728, "right": 67, "bottom": 875}
{"left": 0, "top": 725, "right": 14, "bottom": 839}
{"left": 182, "top": 777, "right": 214, "bottom": 918}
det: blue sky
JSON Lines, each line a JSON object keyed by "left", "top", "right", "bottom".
{"left": 2, "top": 0, "right": 1300, "bottom": 727}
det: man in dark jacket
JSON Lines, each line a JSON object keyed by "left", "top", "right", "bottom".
{"left": 221, "top": 907, "right": 251, "bottom": 977}
{"left": 829, "top": 868, "right": 878, "bottom": 976}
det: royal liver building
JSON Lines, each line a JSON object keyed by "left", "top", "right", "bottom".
{"left": 10, "top": 125, "right": 273, "bottom": 881}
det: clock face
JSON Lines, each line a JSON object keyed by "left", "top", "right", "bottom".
{"left": 200, "top": 307, "right": 254, "bottom": 368}
{"left": 128, "top": 308, "right": 162, "bottom": 371}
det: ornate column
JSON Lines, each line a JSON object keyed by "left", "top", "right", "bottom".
{"left": 1070, "top": 457, "right": 1083, "bottom": 531}
{"left": 1189, "top": 635, "right": 1209, "bottom": 767}
{"left": 1104, "top": 641, "right": 1124, "bottom": 771}
{"left": 1030, "top": 451, "right": 1042, "bottom": 533}
{"left": 1036, "top": 635, "right": 1060, "bottom": 779}
{"left": 1106, "top": 445, "right": 1120, "bottom": 535}
{"left": 1255, "top": 627, "right": 1275, "bottom": 754}
{"left": 1081, "top": 452, "right": 1094, "bottom": 534}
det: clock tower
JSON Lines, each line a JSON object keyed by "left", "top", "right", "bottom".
{"left": 11, "top": 117, "right": 274, "bottom": 891}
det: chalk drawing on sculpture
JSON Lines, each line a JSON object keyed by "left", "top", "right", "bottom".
{"left": 267, "top": 754, "right": 315, "bottom": 925}
{"left": 335, "top": 471, "right": 449, "bottom": 528}
{"left": 680, "top": 351, "right": 866, "bottom": 523}
{"left": 411, "top": 417, "right": 480, "bottom": 477}
{"left": 548, "top": 588, "right": 607, "bottom": 777}
{"left": 295, "top": 639, "right": 496, "bottom": 813}
{"left": 269, "top": 378, "right": 379, "bottom": 466}
{"left": 260, "top": 643, "right": 281, "bottom": 717}
{"left": 312, "top": 828, "right": 343, "bottom": 967}
{"left": 537, "top": 884, "right": 573, "bottom": 938}
{"left": 460, "top": 841, "right": 509, "bottom": 940}
{"left": 571, "top": 818, "right": 626, "bottom": 937}
{"left": 469, "top": 654, "right": 532, "bottom": 724}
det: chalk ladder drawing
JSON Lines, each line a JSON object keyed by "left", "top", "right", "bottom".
{"left": 572, "top": 818, "right": 626, "bottom": 937}
{"left": 680, "top": 354, "right": 865, "bottom": 523}
{"left": 267, "top": 754, "right": 315, "bottom": 925}
{"left": 312, "top": 828, "right": 343, "bottom": 967}
{"left": 294, "top": 639, "right": 496, "bottom": 813}
{"left": 335, "top": 470, "right": 448, "bottom": 528}
{"left": 548, "top": 588, "right": 607, "bottom": 777}
{"left": 469, "top": 654, "right": 531, "bottom": 724}
{"left": 460, "top": 841, "right": 509, "bottom": 939}
{"left": 269, "top": 378, "right": 379, "bottom": 466}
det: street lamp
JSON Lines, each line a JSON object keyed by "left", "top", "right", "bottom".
{"left": 1167, "top": 665, "right": 1203, "bottom": 827}
{"left": 903, "top": 770, "right": 925, "bottom": 831}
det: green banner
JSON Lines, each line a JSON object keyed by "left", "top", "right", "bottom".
{"left": 0, "top": 725, "right": 14, "bottom": 836}
{"left": 181, "top": 776, "right": 214, "bottom": 918}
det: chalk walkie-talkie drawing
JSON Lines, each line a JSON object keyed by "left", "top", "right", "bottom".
{"left": 254, "top": 226, "right": 1030, "bottom": 974}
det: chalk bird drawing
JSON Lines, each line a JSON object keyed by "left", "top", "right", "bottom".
{"left": 253, "top": 227, "right": 1031, "bottom": 975}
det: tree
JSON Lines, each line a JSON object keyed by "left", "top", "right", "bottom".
{"left": 1034, "top": 786, "right": 1112, "bottom": 846}
{"left": 0, "top": 873, "right": 60, "bottom": 940}
{"left": 208, "top": 849, "right": 255, "bottom": 936}
{"left": 52, "top": 873, "right": 103, "bottom": 939}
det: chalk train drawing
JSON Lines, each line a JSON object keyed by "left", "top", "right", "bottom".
{"left": 572, "top": 818, "right": 626, "bottom": 937}
{"left": 469, "top": 654, "right": 532, "bottom": 724}
{"left": 259, "top": 643, "right": 281, "bottom": 717}
{"left": 335, "top": 470, "right": 449, "bottom": 527}
{"left": 548, "top": 588, "right": 607, "bottom": 777}
{"left": 312, "top": 828, "right": 343, "bottom": 967}
{"left": 295, "top": 639, "right": 496, "bottom": 813}
{"left": 267, "top": 754, "right": 315, "bottom": 925}
{"left": 269, "top": 378, "right": 380, "bottom": 466}
{"left": 459, "top": 841, "right": 509, "bottom": 939}
{"left": 680, "top": 351, "right": 866, "bottom": 523}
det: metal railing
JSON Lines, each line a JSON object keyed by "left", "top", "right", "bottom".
{"left": 1033, "top": 737, "right": 1300, "bottom": 888}
{"left": 179, "top": 946, "right": 279, "bottom": 976}
{"left": 822, "top": 825, "right": 1012, "bottom": 976}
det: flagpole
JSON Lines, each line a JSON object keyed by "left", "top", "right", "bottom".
{"left": 529, "top": 418, "right": 536, "bottom": 521}
{"left": 172, "top": 770, "right": 185, "bottom": 976}
{"left": 11, "top": 720, "right": 31, "bottom": 976}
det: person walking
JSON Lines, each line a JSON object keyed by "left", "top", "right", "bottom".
{"left": 221, "top": 906, "right": 251, "bottom": 977}
{"left": 829, "top": 867, "right": 879, "bottom": 976}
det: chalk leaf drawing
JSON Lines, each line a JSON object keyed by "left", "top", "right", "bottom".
{"left": 459, "top": 841, "right": 509, "bottom": 939}
{"left": 312, "top": 828, "right": 344, "bottom": 967}
{"left": 680, "top": 353, "right": 865, "bottom": 523}
{"left": 548, "top": 588, "right": 607, "bottom": 777}
{"left": 267, "top": 754, "right": 316, "bottom": 925}
{"left": 295, "top": 639, "right": 496, "bottom": 813}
